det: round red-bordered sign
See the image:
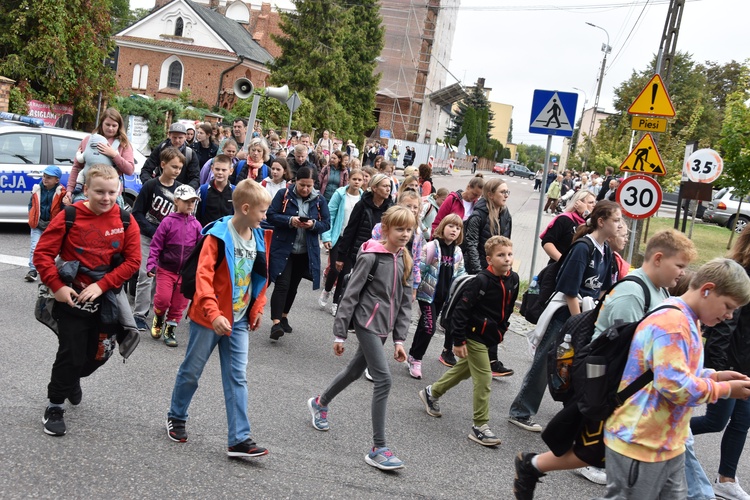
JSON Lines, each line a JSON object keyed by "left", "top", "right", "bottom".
{"left": 615, "top": 175, "right": 663, "bottom": 219}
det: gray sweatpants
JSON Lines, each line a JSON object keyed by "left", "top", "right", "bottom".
{"left": 320, "top": 329, "right": 392, "bottom": 448}
{"left": 133, "top": 235, "right": 153, "bottom": 318}
{"left": 597, "top": 446, "right": 687, "bottom": 500}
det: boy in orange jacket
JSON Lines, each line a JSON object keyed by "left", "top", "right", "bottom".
{"left": 26, "top": 165, "right": 66, "bottom": 282}
{"left": 166, "top": 179, "right": 272, "bottom": 458}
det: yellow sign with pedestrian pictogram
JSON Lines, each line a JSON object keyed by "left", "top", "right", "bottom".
{"left": 619, "top": 133, "right": 667, "bottom": 176}
{"left": 628, "top": 74, "right": 676, "bottom": 118}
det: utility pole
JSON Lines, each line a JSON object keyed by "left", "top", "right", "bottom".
{"left": 582, "top": 23, "right": 611, "bottom": 172}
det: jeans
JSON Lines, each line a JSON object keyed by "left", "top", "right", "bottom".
{"left": 683, "top": 432, "right": 715, "bottom": 500}
{"left": 509, "top": 307, "right": 570, "bottom": 419}
{"left": 133, "top": 235, "right": 153, "bottom": 318}
{"left": 169, "top": 318, "right": 252, "bottom": 447}
{"left": 29, "top": 227, "right": 43, "bottom": 270}
{"left": 692, "top": 396, "right": 750, "bottom": 478}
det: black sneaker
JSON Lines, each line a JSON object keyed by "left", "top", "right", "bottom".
{"left": 280, "top": 317, "right": 293, "bottom": 333}
{"left": 491, "top": 360, "right": 514, "bottom": 377}
{"left": 25, "top": 270, "right": 38, "bottom": 282}
{"left": 227, "top": 438, "right": 269, "bottom": 458}
{"left": 439, "top": 349, "right": 456, "bottom": 367}
{"left": 270, "top": 322, "right": 285, "bottom": 341}
{"left": 418, "top": 385, "right": 442, "bottom": 417}
{"left": 134, "top": 315, "right": 148, "bottom": 332}
{"left": 68, "top": 380, "right": 82, "bottom": 406}
{"left": 43, "top": 406, "right": 66, "bottom": 436}
{"left": 514, "top": 452, "right": 545, "bottom": 500}
{"left": 508, "top": 416, "right": 543, "bottom": 432}
{"left": 166, "top": 417, "right": 188, "bottom": 442}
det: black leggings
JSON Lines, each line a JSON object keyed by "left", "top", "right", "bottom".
{"left": 270, "top": 252, "right": 310, "bottom": 320}
{"left": 409, "top": 298, "right": 451, "bottom": 360}
{"left": 331, "top": 254, "right": 354, "bottom": 305}
{"left": 323, "top": 243, "right": 341, "bottom": 293}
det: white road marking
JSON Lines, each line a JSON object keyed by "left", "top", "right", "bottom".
{"left": 0, "top": 254, "right": 28, "bottom": 267}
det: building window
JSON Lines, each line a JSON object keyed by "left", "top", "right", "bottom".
{"left": 139, "top": 65, "right": 149, "bottom": 90}
{"left": 167, "top": 61, "right": 182, "bottom": 89}
{"left": 175, "top": 17, "right": 184, "bottom": 37}
{"left": 132, "top": 64, "right": 141, "bottom": 88}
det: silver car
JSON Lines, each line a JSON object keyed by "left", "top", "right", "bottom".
{"left": 0, "top": 117, "right": 145, "bottom": 223}
{"left": 702, "top": 187, "right": 750, "bottom": 233}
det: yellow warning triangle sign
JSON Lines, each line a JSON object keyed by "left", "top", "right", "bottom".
{"left": 619, "top": 133, "right": 667, "bottom": 176}
{"left": 628, "top": 74, "right": 676, "bottom": 117}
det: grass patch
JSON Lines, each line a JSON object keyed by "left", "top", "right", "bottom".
{"left": 638, "top": 217, "right": 734, "bottom": 267}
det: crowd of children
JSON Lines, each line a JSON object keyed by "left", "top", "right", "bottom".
{"left": 26, "top": 120, "right": 750, "bottom": 498}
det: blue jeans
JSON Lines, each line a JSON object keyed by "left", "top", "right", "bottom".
{"left": 29, "top": 227, "right": 43, "bottom": 270}
{"left": 692, "top": 396, "right": 750, "bottom": 478}
{"left": 509, "top": 307, "right": 570, "bottom": 419}
{"left": 169, "top": 318, "right": 251, "bottom": 447}
{"left": 684, "top": 432, "right": 714, "bottom": 500}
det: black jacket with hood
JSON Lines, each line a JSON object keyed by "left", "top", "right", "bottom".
{"left": 703, "top": 266, "right": 750, "bottom": 375}
{"left": 462, "top": 197, "right": 513, "bottom": 274}
{"left": 336, "top": 190, "right": 394, "bottom": 262}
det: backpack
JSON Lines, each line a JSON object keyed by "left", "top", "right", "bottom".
{"left": 573, "top": 304, "right": 681, "bottom": 422}
{"left": 546, "top": 275, "right": 650, "bottom": 403}
{"left": 337, "top": 255, "right": 380, "bottom": 311}
{"left": 179, "top": 235, "right": 225, "bottom": 300}
{"left": 438, "top": 273, "right": 489, "bottom": 334}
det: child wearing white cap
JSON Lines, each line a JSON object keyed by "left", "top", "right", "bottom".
{"left": 26, "top": 165, "right": 66, "bottom": 282}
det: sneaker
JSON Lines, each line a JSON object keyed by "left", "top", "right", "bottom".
{"left": 491, "top": 360, "right": 514, "bottom": 377}
{"left": 42, "top": 406, "right": 66, "bottom": 436}
{"left": 508, "top": 416, "right": 543, "bottom": 432}
{"left": 134, "top": 315, "right": 148, "bottom": 332}
{"left": 469, "top": 424, "right": 502, "bottom": 446}
{"left": 68, "top": 380, "right": 82, "bottom": 406}
{"left": 514, "top": 452, "right": 545, "bottom": 500}
{"left": 307, "top": 396, "right": 329, "bottom": 431}
{"left": 713, "top": 476, "right": 750, "bottom": 500}
{"left": 280, "top": 317, "right": 293, "bottom": 333}
{"left": 166, "top": 417, "right": 188, "bottom": 442}
{"left": 439, "top": 349, "right": 456, "bottom": 367}
{"left": 270, "top": 322, "right": 285, "bottom": 341}
{"left": 330, "top": 303, "right": 338, "bottom": 317}
{"left": 25, "top": 270, "right": 38, "bottom": 282}
{"left": 364, "top": 368, "right": 373, "bottom": 381}
{"left": 574, "top": 466, "right": 607, "bottom": 485}
{"left": 227, "top": 438, "right": 269, "bottom": 458}
{"left": 151, "top": 314, "right": 165, "bottom": 339}
{"left": 318, "top": 290, "right": 331, "bottom": 308}
{"left": 418, "top": 385, "right": 441, "bottom": 417}
{"left": 163, "top": 322, "right": 178, "bottom": 347}
{"left": 407, "top": 355, "right": 422, "bottom": 379}
{"left": 364, "top": 446, "right": 404, "bottom": 471}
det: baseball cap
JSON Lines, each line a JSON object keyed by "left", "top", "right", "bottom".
{"left": 174, "top": 185, "right": 200, "bottom": 201}
{"left": 43, "top": 165, "right": 62, "bottom": 178}
{"left": 168, "top": 123, "right": 187, "bottom": 134}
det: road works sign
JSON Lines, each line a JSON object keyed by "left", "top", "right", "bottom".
{"left": 529, "top": 90, "right": 578, "bottom": 137}
{"left": 619, "top": 133, "right": 667, "bottom": 176}
{"left": 628, "top": 74, "right": 676, "bottom": 117}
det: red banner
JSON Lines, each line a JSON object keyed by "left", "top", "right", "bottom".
{"left": 26, "top": 100, "right": 74, "bottom": 128}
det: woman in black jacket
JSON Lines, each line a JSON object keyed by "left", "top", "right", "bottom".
{"left": 690, "top": 226, "right": 750, "bottom": 499}
{"left": 460, "top": 176, "right": 513, "bottom": 376}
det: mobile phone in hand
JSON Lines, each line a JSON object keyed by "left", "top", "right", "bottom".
{"left": 298, "top": 216, "right": 311, "bottom": 223}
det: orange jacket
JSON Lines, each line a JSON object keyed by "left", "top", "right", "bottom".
{"left": 28, "top": 183, "right": 66, "bottom": 228}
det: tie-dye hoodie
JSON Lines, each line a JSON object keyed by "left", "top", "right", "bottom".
{"left": 604, "top": 297, "right": 732, "bottom": 462}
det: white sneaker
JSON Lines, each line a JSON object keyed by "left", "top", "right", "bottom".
{"left": 331, "top": 303, "right": 338, "bottom": 317}
{"left": 575, "top": 466, "right": 607, "bottom": 485}
{"left": 364, "top": 368, "right": 373, "bottom": 381}
{"left": 318, "top": 290, "right": 330, "bottom": 308}
{"left": 713, "top": 476, "right": 750, "bottom": 500}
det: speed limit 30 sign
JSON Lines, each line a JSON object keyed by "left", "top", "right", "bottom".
{"left": 616, "top": 175, "right": 663, "bottom": 219}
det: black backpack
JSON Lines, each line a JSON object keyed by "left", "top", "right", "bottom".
{"left": 573, "top": 304, "right": 681, "bottom": 421}
{"left": 438, "top": 273, "right": 489, "bottom": 334}
{"left": 546, "top": 275, "right": 650, "bottom": 403}
{"left": 179, "top": 236, "right": 225, "bottom": 300}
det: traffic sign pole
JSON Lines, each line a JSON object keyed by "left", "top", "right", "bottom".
{"left": 530, "top": 134, "right": 552, "bottom": 283}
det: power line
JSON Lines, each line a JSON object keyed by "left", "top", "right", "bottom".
{"left": 605, "top": 0, "right": 651, "bottom": 73}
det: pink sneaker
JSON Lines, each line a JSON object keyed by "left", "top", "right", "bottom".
{"left": 407, "top": 355, "right": 422, "bottom": 379}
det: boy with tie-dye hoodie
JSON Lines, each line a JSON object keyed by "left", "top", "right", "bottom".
{"left": 601, "top": 258, "right": 750, "bottom": 499}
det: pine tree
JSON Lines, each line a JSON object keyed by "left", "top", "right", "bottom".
{"left": 445, "top": 85, "right": 494, "bottom": 158}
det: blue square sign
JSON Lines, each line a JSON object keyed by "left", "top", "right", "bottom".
{"left": 529, "top": 90, "right": 578, "bottom": 137}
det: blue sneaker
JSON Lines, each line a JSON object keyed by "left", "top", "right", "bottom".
{"left": 134, "top": 315, "right": 148, "bottom": 332}
{"left": 307, "top": 396, "right": 329, "bottom": 431}
{"left": 365, "top": 447, "right": 404, "bottom": 470}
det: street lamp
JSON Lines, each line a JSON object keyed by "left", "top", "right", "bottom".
{"left": 572, "top": 86, "right": 588, "bottom": 154}
{"left": 582, "top": 22, "right": 611, "bottom": 171}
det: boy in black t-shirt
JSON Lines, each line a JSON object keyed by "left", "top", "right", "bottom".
{"left": 198, "top": 154, "right": 235, "bottom": 227}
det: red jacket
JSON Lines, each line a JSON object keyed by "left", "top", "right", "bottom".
{"left": 33, "top": 201, "right": 141, "bottom": 293}
{"left": 431, "top": 190, "right": 470, "bottom": 232}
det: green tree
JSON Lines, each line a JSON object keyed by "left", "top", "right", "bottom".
{"left": 445, "top": 85, "right": 494, "bottom": 158}
{"left": 269, "top": 0, "right": 383, "bottom": 141}
{"left": 719, "top": 90, "right": 750, "bottom": 243}
{"left": 0, "top": 0, "right": 117, "bottom": 127}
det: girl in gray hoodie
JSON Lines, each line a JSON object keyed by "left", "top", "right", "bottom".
{"left": 307, "top": 206, "right": 415, "bottom": 471}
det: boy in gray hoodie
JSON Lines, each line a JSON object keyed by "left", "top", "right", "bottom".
{"left": 307, "top": 205, "right": 415, "bottom": 471}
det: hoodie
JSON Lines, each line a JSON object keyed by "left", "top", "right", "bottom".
{"left": 334, "top": 239, "right": 413, "bottom": 343}
{"left": 147, "top": 211, "right": 203, "bottom": 273}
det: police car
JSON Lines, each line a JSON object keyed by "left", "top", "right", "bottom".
{"left": 0, "top": 114, "right": 145, "bottom": 223}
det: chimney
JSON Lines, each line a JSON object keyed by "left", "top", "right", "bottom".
{"left": 476, "top": 77, "right": 485, "bottom": 89}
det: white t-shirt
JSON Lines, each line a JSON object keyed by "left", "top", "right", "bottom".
{"left": 341, "top": 192, "right": 360, "bottom": 236}
{"left": 461, "top": 199, "right": 475, "bottom": 220}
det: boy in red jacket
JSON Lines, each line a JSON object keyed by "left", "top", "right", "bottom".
{"left": 34, "top": 164, "right": 141, "bottom": 437}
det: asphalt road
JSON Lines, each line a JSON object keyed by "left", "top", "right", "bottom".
{"left": 0, "top": 170, "right": 742, "bottom": 499}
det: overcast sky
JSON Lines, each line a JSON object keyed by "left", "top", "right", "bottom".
{"left": 129, "top": 0, "right": 748, "bottom": 152}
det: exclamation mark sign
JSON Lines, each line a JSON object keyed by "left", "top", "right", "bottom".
{"left": 650, "top": 83, "right": 658, "bottom": 111}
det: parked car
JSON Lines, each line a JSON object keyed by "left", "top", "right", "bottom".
{"left": 0, "top": 116, "right": 145, "bottom": 223}
{"left": 492, "top": 162, "right": 508, "bottom": 174}
{"left": 504, "top": 164, "right": 535, "bottom": 179}
{"left": 703, "top": 187, "right": 750, "bottom": 233}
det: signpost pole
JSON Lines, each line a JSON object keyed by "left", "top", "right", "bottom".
{"left": 626, "top": 218, "right": 638, "bottom": 263}
{"left": 529, "top": 134, "right": 552, "bottom": 283}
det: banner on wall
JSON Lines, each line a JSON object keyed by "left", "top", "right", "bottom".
{"left": 26, "top": 100, "right": 74, "bottom": 128}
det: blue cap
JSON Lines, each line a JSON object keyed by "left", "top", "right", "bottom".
{"left": 43, "top": 165, "right": 62, "bottom": 178}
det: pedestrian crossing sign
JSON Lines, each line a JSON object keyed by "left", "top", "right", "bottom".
{"left": 529, "top": 90, "right": 578, "bottom": 137}
{"left": 619, "top": 133, "right": 667, "bottom": 176}
{"left": 628, "top": 74, "right": 676, "bottom": 118}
